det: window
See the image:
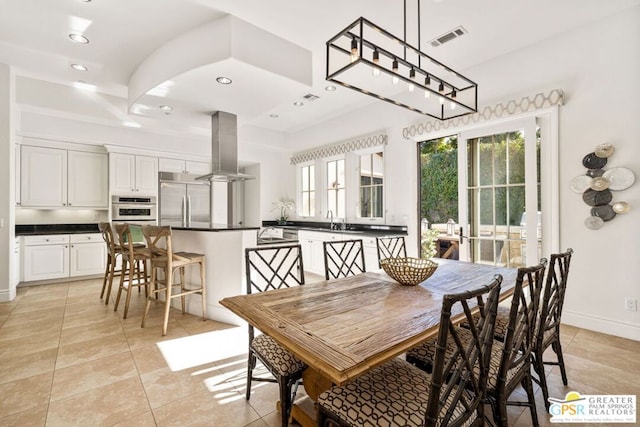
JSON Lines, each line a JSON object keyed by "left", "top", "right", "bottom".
{"left": 359, "top": 152, "right": 384, "bottom": 218}
{"left": 326, "top": 159, "right": 345, "bottom": 218}
{"left": 300, "top": 164, "right": 315, "bottom": 217}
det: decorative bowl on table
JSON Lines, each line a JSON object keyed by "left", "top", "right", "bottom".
{"left": 380, "top": 257, "right": 438, "bottom": 286}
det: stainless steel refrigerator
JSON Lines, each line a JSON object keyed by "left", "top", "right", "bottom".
{"left": 159, "top": 172, "right": 211, "bottom": 228}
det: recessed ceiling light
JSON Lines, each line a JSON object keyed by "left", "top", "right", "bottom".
{"left": 269, "top": 114, "right": 279, "bottom": 118}
{"left": 325, "top": 85, "right": 337, "bottom": 92}
{"left": 216, "top": 77, "right": 232, "bottom": 85}
{"left": 70, "top": 63, "right": 88, "bottom": 71}
{"left": 69, "top": 33, "right": 89, "bottom": 44}
{"left": 293, "top": 101, "right": 304, "bottom": 107}
{"left": 159, "top": 105, "right": 173, "bottom": 112}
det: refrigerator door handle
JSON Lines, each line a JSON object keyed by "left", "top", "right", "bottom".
{"left": 182, "top": 195, "right": 187, "bottom": 227}
{"left": 187, "top": 195, "right": 192, "bottom": 227}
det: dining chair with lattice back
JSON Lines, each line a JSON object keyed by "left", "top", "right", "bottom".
{"left": 406, "top": 260, "right": 548, "bottom": 427}
{"left": 317, "top": 275, "right": 502, "bottom": 427}
{"left": 533, "top": 248, "right": 574, "bottom": 411}
{"left": 98, "top": 222, "right": 120, "bottom": 305}
{"left": 113, "top": 223, "right": 150, "bottom": 319}
{"left": 245, "top": 244, "right": 306, "bottom": 427}
{"left": 323, "top": 239, "right": 366, "bottom": 280}
{"left": 140, "top": 225, "right": 206, "bottom": 336}
{"left": 376, "top": 235, "right": 407, "bottom": 267}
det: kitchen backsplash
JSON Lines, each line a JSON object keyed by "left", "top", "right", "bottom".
{"left": 15, "top": 209, "right": 109, "bottom": 225}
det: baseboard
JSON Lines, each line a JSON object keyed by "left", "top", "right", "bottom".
{"left": 0, "top": 287, "right": 17, "bottom": 302}
{"left": 562, "top": 310, "right": 640, "bottom": 341}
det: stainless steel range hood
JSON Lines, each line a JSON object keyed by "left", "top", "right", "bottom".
{"left": 196, "top": 111, "right": 255, "bottom": 182}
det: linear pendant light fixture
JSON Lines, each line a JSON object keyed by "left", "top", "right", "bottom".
{"left": 326, "top": 0, "right": 477, "bottom": 120}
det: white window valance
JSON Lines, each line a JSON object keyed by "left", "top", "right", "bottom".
{"left": 291, "top": 132, "right": 387, "bottom": 165}
{"left": 402, "top": 89, "right": 564, "bottom": 139}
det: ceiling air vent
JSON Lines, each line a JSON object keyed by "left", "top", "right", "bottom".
{"left": 430, "top": 26, "right": 467, "bottom": 47}
{"left": 303, "top": 93, "right": 319, "bottom": 101}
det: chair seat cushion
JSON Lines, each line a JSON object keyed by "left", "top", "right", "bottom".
{"left": 464, "top": 306, "right": 510, "bottom": 340}
{"left": 318, "top": 358, "right": 475, "bottom": 427}
{"left": 251, "top": 334, "right": 306, "bottom": 376}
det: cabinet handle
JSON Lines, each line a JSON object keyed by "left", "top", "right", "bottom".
{"left": 45, "top": 239, "right": 49, "bottom": 242}
{"left": 68, "top": 203, "right": 72, "bottom": 206}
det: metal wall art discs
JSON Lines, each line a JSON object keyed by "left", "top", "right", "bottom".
{"left": 582, "top": 189, "right": 612, "bottom": 206}
{"left": 575, "top": 144, "right": 633, "bottom": 230}
{"left": 594, "top": 143, "right": 615, "bottom": 158}
{"left": 586, "top": 168, "right": 605, "bottom": 178}
{"left": 584, "top": 216, "right": 604, "bottom": 230}
{"left": 591, "top": 205, "right": 616, "bottom": 222}
{"left": 582, "top": 153, "right": 607, "bottom": 169}
{"left": 570, "top": 175, "right": 592, "bottom": 193}
{"left": 602, "top": 167, "right": 635, "bottom": 191}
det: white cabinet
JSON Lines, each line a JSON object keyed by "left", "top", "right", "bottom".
{"left": 23, "top": 233, "right": 106, "bottom": 282}
{"left": 15, "top": 145, "right": 20, "bottom": 206}
{"left": 70, "top": 233, "right": 107, "bottom": 277}
{"left": 20, "top": 145, "right": 67, "bottom": 207}
{"left": 298, "top": 231, "right": 345, "bottom": 275}
{"left": 67, "top": 150, "right": 109, "bottom": 207}
{"left": 110, "top": 153, "right": 158, "bottom": 195}
{"left": 23, "top": 235, "right": 70, "bottom": 281}
{"left": 20, "top": 146, "right": 108, "bottom": 208}
{"left": 159, "top": 157, "right": 211, "bottom": 174}
{"left": 362, "top": 236, "right": 379, "bottom": 271}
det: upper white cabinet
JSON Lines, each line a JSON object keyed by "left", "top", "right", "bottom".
{"left": 159, "top": 157, "right": 211, "bottom": 175}
{"left": 20, "top": 145, "right": 67, "bottom": 207}
{"left": 20, "top": 145, "right": 108, "bottom": 208}
{"left": 110, "top": 153, "right": 158, "bottom": 195}
{"left": 67, "top": 150, "right": 109, "bottom": 207}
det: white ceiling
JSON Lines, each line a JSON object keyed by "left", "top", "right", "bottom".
{"left": 1, "top": 0, "right": 639, "bottom": 134}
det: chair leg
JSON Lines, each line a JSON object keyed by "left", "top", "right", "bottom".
{"left": 123, "top": 258, "right": 136, "bottom": 319}
{"left": 278, "top": 376, "right": 292, "bottom": 427}
{"left": 200, "top": 261, "right": 206, "bottom": 321}
{"left": 246, "top": 350, "right": 256, "bottom": 401}
{"left": 522, "top": 373, "right": 540, "bottom": 426}
{"left": 552, "top": 339, "right": 568, "bottom": 386}
{"left": 105, "top": 258, "right": 117, "bottom": 305}
{"left": 100, "top": 254, "right": 110, "bottom": 299}
{"left": 180, "top": 267, "right": 186, "bottom": 314}
{"left": 162, "top": 269, "right": 173, "bottom": 336}
{"left": 141, "top": 266, "right": 156, "bottom": 329}
{"left": 114, "top": 259, "right": 127, "bottom": 312}
{"left": 493, "top": 392, "right": 509, "bottom": 427}
{"left": 533, "top": 350, "right": 551, "bottom": 411}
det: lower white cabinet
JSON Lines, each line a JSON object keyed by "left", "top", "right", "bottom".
{"left": 12, "top": 237, "right": 21, "bottom": 287}
{"left": 23, "top": 235, "right": 70, "bottom": 282}
{"left": 362, "top": 236, "right": 380, "bottom": 271}
{"left": 22, "top": 233, "right": 106, "bottom": 282}
{"left": 70, "top": 234, "right": 107, "bottom": 277}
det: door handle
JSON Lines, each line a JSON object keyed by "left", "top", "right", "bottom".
{"left": 187, "top": 195, "right": 192, "bottom": 227}
{"left": 182, "top": 196, "right": 187, "bottom": 227}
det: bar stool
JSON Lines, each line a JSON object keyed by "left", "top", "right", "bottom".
{"left": 141, "top": 225, "right": 206, "bottom": 336}
{"left": 113, "top": 223, "right": 151, "bottom": 319}
{"left": 98, "top": 222, "right": 120, "bottom": 305}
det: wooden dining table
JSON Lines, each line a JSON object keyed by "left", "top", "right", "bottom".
{"left": 219, "top": 258, "right": 517, "bottom": 425}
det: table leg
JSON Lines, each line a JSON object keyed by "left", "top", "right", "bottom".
{"left": 288, "top": 367, "right": 333, "bottom": 427}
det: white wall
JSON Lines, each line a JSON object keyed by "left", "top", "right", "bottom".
{"left": 0, "top": 63, "right": 16, "bottom": 302}
{"left": 288, "top": 7, "right": 640, "bottom": 340}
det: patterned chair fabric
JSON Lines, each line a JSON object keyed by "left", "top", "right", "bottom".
{"left": 323, "top": 239, "right": 366, "bottom": 280}
{"left": 318, "top": 275, "right": 502, "bottom": 427}
{"left": 533, "top": 248, "right": 574, "bottom": 411}
{"left": 407, "top": 260, "right": 548, "bottom": 427}
{"left": 375, "top": 236, "right": 407, "bottom": 268}
{"left": 244, "top": 244, "right": 306, "bottom": 427}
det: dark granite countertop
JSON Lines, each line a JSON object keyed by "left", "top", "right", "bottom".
{"left": 172, "top": 224, "right": 259, "bottom": 232}
{"left": 16, "top": 223, "right": 100, "bottom": 236}
{"left": 261, "top": 220, "right": 407, "bottom": 236}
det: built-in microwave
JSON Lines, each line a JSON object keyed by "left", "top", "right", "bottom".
{"left": 111, "top": 195, "right": 157, "bottom": 221}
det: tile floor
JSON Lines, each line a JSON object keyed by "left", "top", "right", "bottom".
{"left": 0, "top": 277, "right": 638, "bottom": 426}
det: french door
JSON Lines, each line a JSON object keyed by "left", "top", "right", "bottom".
{"left": 458, "top": 118, "right": 540, "bottom": 267}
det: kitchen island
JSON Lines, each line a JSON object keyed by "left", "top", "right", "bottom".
{"left": 169, "top": 225, "right": 258, "bottom": 325}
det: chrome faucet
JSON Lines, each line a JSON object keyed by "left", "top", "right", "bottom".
{"left": 258, "top": 227, "right": 276, "bottom": 239}
{"left": 326, "top": 210, "right": 334, "bottom": 230}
